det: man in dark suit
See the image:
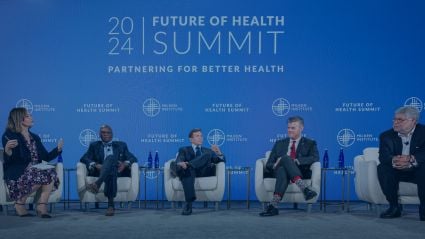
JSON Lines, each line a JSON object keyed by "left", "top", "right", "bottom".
{"left": 378, "top": 106, "right": 425, "bottom": 221}
{"left": 174, "top": 128, "right": 225, "bottom": 215}
{"left": 80, "top": 124, "right": 137, "bottom": 216}
{"left": 260, "top": 116, "right": 319, "bottom": 216}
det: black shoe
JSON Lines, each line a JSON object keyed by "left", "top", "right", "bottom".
{"left": 259, "top": 205, "right": 279, "bottom": 217}
{"left": 182, "top": 202, "right": 192, "bottom": 215}
{"left": 303, "top": 188, "right": 317, "bottom": 201}
{"left": 105, "top": 207, "right": 115, "bottom": 216}
{"left": 380, "top": 205, "right": 401, "bottom": 219}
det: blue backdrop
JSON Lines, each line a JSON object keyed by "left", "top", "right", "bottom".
{"left": 1, "top": 0, "right": 425, "bottom": 201}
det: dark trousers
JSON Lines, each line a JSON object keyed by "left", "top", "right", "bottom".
{"left": 178, "top": 154, "right": 216, "bottom": 202}
{"left": 377, "top": 163, "right": 425, "bottom": 207}
{"left": 91, "top": 155, "right": 132, "bottom": 199}
{"left": 273, "top": 156, "right": 307, "bottom": 195}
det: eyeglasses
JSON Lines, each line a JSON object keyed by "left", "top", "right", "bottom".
{"left": 100, "top": 131, "right": 112, "bottom": 134}
{"left": 392, "top": 118, "right": 412, "bottom": 123}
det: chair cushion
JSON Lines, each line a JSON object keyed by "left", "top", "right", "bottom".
{"left": 363, "top": 147, "right": 379, "bottom": 162}
{"left": 171, "top": 176, "right": 218, "bottom": 191}
{"left": 85, "top": 176, "right": 131, "bottom": 192}
{"left": 399, "top": 182, "right": 418, "bottom": 196}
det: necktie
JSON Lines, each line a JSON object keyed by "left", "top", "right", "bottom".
{"left": 290, "top": 140, "right": 296, "bottom": 160}
{"left": 195, "top": 146, "right": 201, "bottom": 157}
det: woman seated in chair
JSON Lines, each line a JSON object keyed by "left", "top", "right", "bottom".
{"left": 1, "top": 107, "right": 63, "bottom": 218}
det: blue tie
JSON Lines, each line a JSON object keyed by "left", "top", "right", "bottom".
{"left": 195, "top": 146, "right": 201, "bottom": 157}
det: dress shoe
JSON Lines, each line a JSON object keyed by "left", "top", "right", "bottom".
{"left": 105, "top": 207, "right": 115, "bottom": 216}
{"left": 380, "top": 205, "right": 401, "bottom": 219}
{"left": 303, "top": 188, "right": 317, "bottom": 201}
{"left": 86, "top": 183, "right": 99, "bottom": 194}
{"left": 182, "top": 202, "right": 192, "bottom": 215}
{"left": 259, "top": 204, "right": 279, "bottom": 217}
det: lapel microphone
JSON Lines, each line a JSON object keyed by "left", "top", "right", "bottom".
{"left": 404, "top": 141, "right": 409, "bottom": 146}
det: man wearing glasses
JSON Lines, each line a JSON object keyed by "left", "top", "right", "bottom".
{"left": 378, "top": 106, "right": 425, "bottom": 221}
{"left": 80, "top": 124, "right": 137, "bottom": 216}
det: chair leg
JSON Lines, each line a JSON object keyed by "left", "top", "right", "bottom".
{"left": 215, "top": 202, "right": 219, "bottom": 211}
{"left": 307, "top": 203, "right": 312, "bottom": 213}
{"left": 171, "top": 201, "right": 175, "bottom": 209}
{"left": 50, "top": 203, "right": 54, "bottom": 213}
{"left": 3, "top": 205, "right": 8, "bottom": 216}
{"left": 204, "top": 201, "right": 208, "bottom": 208}
{"left": 85, "top": 202, "right": 89, "bottom": 211}
{"left": 262, "top": 202, "right": 266, "bottom": 211}
{"left": 293, "top": 203, "right": 298, "bottom": 209}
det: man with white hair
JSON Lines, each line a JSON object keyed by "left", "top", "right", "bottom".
{"left": 378, "top": 106, "right": 425, "bottom": 221}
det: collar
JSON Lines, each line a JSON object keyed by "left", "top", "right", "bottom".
{"left": 103, "top": 141, "right": 113, "bottom": 147}
{"left": 398, "top": 126, "right": 415, "bottom": 138}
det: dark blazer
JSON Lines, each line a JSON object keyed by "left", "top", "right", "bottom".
{"left": 80, "top": 141, "right": 137, "bottom": 176}
{"left": 379, "top": 123, "right": 425, "bottom": 166}
{"left": 2, "top": 130, "right": 60, "bottom": 181}
{"left": 175, "top": 146, "right": 226, "bottom": 165}
{"left": 265, "top": 137, "right": 319, "bottom": 177}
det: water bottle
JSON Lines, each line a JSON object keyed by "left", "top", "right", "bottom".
{"left": 154, "top": 151, "right": 159, "bottom": 169}
{"left": 338, "top": 148, "right": 345, "bottom": 168}
{"left": 57, "top": 153, "right": 63, "bottom": 163}
{"left": 322, "top": 149, "right": 329, "bottom": 168}
{"left": 148, "top": 151, "right": 153, "bottom": 168}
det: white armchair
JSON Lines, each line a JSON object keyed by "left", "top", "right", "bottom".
{"left": 0, "top": 149, "right": 63, "bottom": 215}
{"left": 164, "top": 158, "right": 225, "bottom": 210}
{"left": 255, "top": 151, "right": 321, "bottom": 212}
{"left": 76, "top": 162, "right": 139, "bottom": 209}
{"left": 354, "top": 147, "right": 420, "bottom": 208}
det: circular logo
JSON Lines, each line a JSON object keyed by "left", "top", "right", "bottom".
{"left": 337, "top": 129, "right": 356, "bottom": 147}
{"left": 79, "top": 129, "right": 98, "bottom": 147}
{"left": 272, "top": 98, "right": 290, "bottom": 116}
{"left": 16, "top": 99, "right": 34, "bottom": 114}
{"left": 143, "top": 98, "right": 161, "bottom": 117}
{"left": 143, "top": 168, "right": 161, "bottom": 180}
{"left": 207, "top": 129, "right": 226, "bottom": 146}
{"left": 404, "top": 97, "right": 423, "bottom": 112}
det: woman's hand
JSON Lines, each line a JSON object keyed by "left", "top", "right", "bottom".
{"left": 57, "top": 138, "right": 64, "bottom": 152}
{"left": 4, "top": 139, "right": 18, "bottom": 156}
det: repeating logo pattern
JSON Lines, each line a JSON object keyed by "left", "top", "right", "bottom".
{"left": 16, "top": 99, "right": 34, "bottom": 114}
{"left": 272, "top": 98, "right": 290, "bottom": 116}
{"left": 337, "top": 128, "right": 356, "bottom": 147}
{"left": 143, "top": 98, "right": 161, "bottom": 117}
{"left": 404, "top": 97, "right": 423, "bottom": 112}
{"left": 79, "top": 129, "right": 98, "bottom": 147}
{"left": 207, "top": 129, "right": 226, "bottom": 146}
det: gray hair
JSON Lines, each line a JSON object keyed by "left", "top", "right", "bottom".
{"left": 395, "top": 106, "right": 420, "bottom": 122}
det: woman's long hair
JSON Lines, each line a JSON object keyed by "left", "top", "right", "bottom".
{"left": 6, "top": 107, "right": 27, "bottom": 133}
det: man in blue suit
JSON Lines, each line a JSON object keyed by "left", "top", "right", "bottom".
{"left": 260, "top": 116, "right": 319, "bottom": 216}
{"left": 174, "top": 128, "right": 225, "bottom": 215}
{"left": 80, "top": 124, "right": 137, "bottom": 216}
{"left": 378, "top": 106, "right": 425, "bottom": 221}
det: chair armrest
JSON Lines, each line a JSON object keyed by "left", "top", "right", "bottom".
{"left": 76, "top": 162, "right": 88, "bottom": 193}
{"left": 254, "top": 157, "right": 269, "bottom": 202}
{"left": 128, "top": 162, "right": 139, "bottom": 201}
{"left": 309, "top": 162, "right": 321, "bottom": 192}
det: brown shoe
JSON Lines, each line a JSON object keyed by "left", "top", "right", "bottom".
{"left": 105, "top": 207, "right": 115, "bottom": 216}
{"left": 86, "top": 183, "right": 99, "bottom": 194}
